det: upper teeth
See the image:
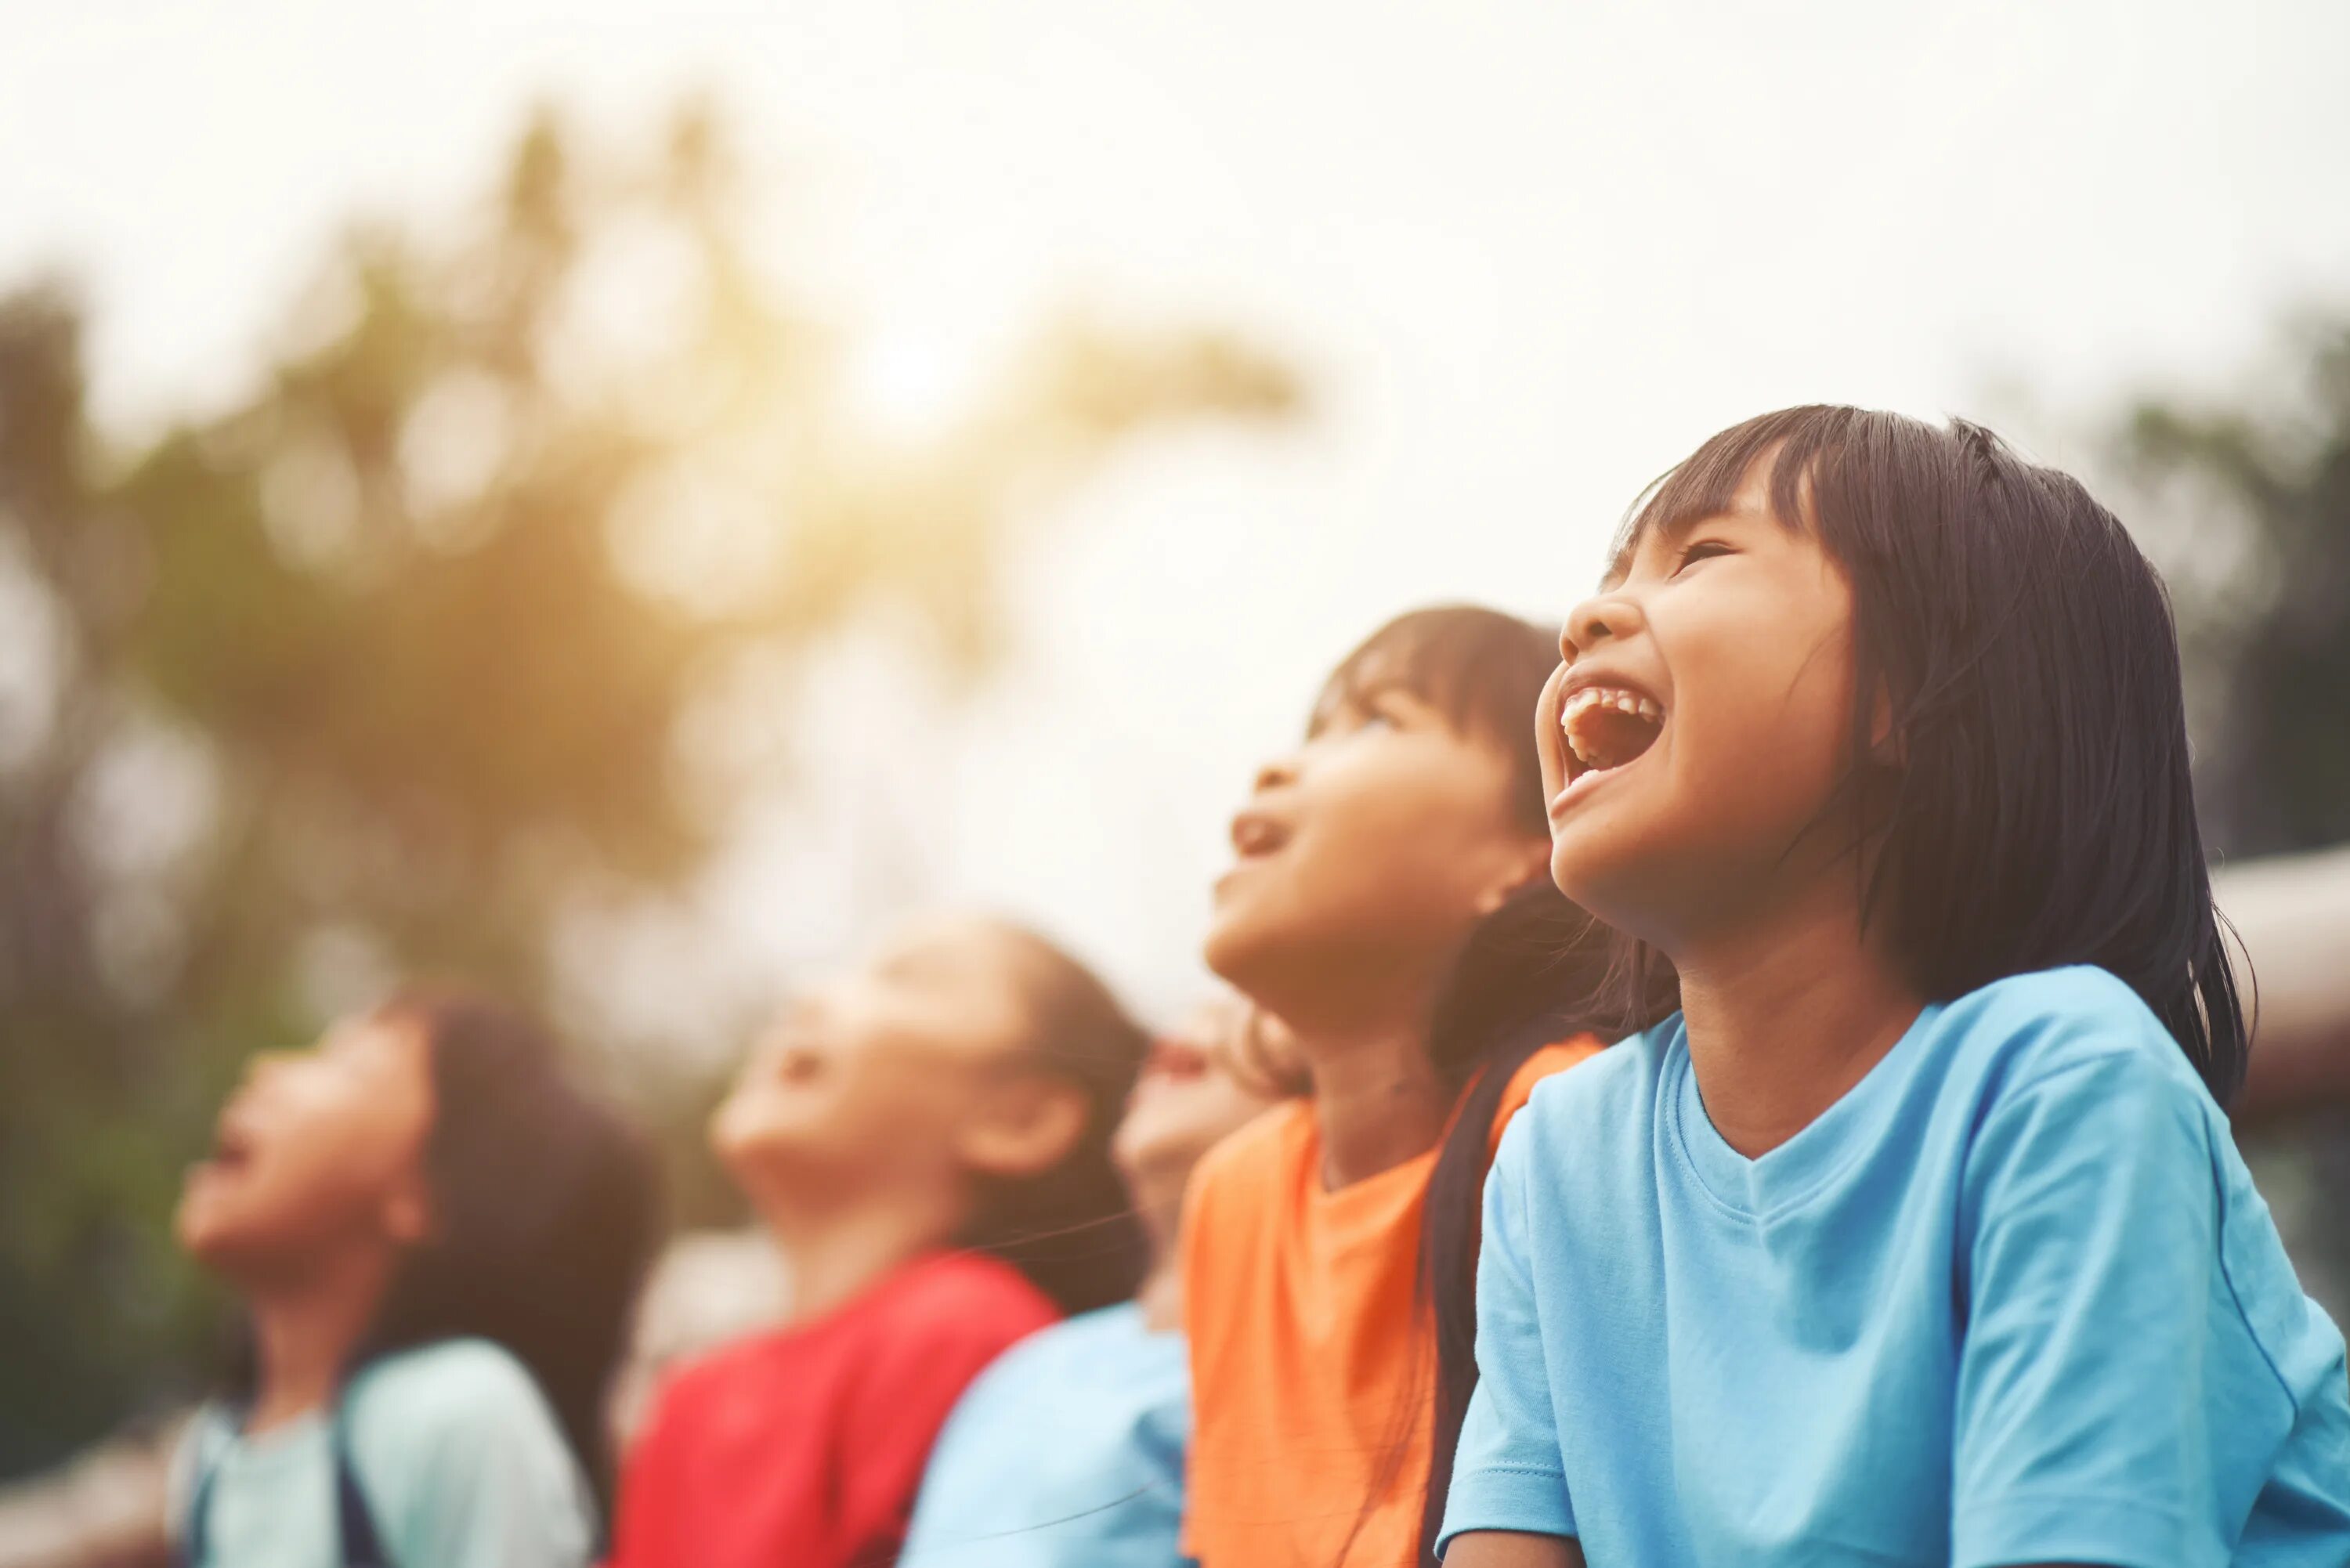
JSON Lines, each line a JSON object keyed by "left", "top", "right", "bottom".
{"left": 1562, "top": 687, "right": 1662, "bottom": 726}
{"left": 1560, "top": 686, "right": 1663, "bottom": 769}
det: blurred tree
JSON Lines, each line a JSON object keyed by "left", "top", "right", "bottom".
{"left": 2107, "top": 315, "right": 2350, "bottom": 1311}
{"left": 2114, "top": 322, "right": 2350, "bottom": 859}
{"left": 0, "top": 100, "right": 1300, "bottom": 1476}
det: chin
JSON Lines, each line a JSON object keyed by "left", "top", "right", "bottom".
{"left": 1200, "top": 908, "right": 1260, "bottom": 989}
{"left": 1547, "top": 831, "right": 1664, "bottom": 945}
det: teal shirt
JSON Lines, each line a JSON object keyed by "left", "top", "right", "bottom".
{"left": 172, "top": 1338, "right": 595, "bottom": 1568}
{"left": 1443, "top": 966, "right": 2350, "bottom": 1567}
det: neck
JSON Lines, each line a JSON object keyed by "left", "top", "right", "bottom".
{"left": 1131, "top": 1176, "right": 1184, "bottom": 1332}
{"left": 242, "top": 1245, "right": 396, "bottom": 1435}
{"left": 757, "top": 1180, "right": 969, "bottom": 1324}
{"left": 1291, "top": 1010, "right": 1449, "bottom": 1191}
{"left": 1670, "top": 881, "right": 1925, "bottom": 1159}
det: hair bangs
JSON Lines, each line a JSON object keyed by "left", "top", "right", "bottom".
{"left": 1610, "top": 406, "right": 1869, "bottom": 582}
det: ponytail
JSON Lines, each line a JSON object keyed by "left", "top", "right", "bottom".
{"left": 1410, "top": 883, "right": 1668, "bottom": 1563}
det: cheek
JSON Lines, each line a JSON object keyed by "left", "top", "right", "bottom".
{"left": 1312, "top": 767, "right": 1513, "bottom": 910}
{"left": 1553, "top": 622, "right": 1856, "bottom": 917}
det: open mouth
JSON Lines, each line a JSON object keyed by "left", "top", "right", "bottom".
{"left": 204, "top": 1120, "right": 258, "bottom": 1176}
{"left": 773, "top": 1046, "right": 826, "bottom": 1087}
{"left": 1142, "top": 1037, "right": 1209, "bottom": 1082}
{"left": 1560, "top": 684, "right": 1664, "bottom": 783}
{"left": 1228, "top": 810, "right": 1290, "bottom": 860}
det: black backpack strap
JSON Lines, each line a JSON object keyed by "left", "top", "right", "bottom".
{"left": 173, "top": 1442, "right": 219, "bottom": 1568}
{"left": 330, "top": 1400, "right": 394, "bottom": 1568}
{"left": 176, "top": 1392, "right": 393, "bottom": 1567}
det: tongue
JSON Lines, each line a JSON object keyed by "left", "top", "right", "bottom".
{"left": 1576, "top": 706, "right": 1661, "bottom": 771}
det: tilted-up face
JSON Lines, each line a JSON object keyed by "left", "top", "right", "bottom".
{"left": 175, "top": 1013, "right": 438, "bottom": 1281}
{"left": 709, "top": 915, "right": 1055, "bottom": 1200}
{"left": 1538, "top": 458, "right": 1860, "bottom": 948}
{"left": 1204, "top": 661, "right": 1546, "bottom": 1011}
{"left": 1112, "top": 993, "right": 1299, "bottom": 1200}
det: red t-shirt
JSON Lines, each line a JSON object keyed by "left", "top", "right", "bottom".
{"left": 606, "top": 1250, "right": 1058, "bottom": 1568}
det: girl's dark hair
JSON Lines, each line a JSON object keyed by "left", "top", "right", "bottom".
{"left": 951, "top": 922, "right": 1152, "bottom": 1316}
{"left": 1605, "top": 406, "right": 2247, "bottom": 1102}
{"left": 251, "top": 989, "right": 663, "bottom": 1522}
{"left": 1323, "top": 607, "right": 1655, "bottom": 1565}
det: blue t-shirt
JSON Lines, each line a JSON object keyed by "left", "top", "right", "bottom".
{"left": 1441, "top": 966, "right": 2350, "bottom": 1568}
{"left": 901, "top": 1301, "right": 1191, "bottom": 1568}
{"left": 171, "top": 1338, "right": 595, "bottom": 1568}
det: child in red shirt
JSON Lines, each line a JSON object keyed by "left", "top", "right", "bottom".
{"left": 607, "top": 914, "right": 1151, "bottom": 1568}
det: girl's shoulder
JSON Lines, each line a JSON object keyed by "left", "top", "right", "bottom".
{"left": 340, "top": 1339, "right": 593, "bottom": 1544}
{"left": 829, "top": 1255, "right": 1060, "bottom": 1411}
{"left": 345, "top": 1337, "right": 561, "bottom": 1441}
{"left": 1517, "top": 1021, "right": 1679, "bottom": 1123}
{"left": 1186, "top": 1095, "right": 1315, "bottom": 1202}
{"left": 884, "top": 1249, "right": 1061, "bottom": 1331}
{"left": 1933, "top": 964, "right": 2204, "bottom": 1101}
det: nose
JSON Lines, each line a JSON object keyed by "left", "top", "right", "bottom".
{"left": 1562, "top": 589, "right": 1645, "bottom": 661}
{"left": 247, "top": 1050, "right": 298, "bottom": 1084}
{"left": 1250, "top": 753, "right": 1299, "bottom": 796}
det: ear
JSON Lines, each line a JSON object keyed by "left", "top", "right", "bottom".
{"left": 1472, "top": 838, "right": 1556, "bottom": 916}
{"left": 1867, "top": 680, "right": 1904, "bottom": 766}
{"left": 378, "top": 1169, "right": 436, "bottom": 1248}
{"left": 953, "top": 1075, "right": 1091, "bottom": 1181}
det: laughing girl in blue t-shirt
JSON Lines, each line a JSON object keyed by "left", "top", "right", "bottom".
{"left": 1440, "top": 406, "right": 2350, "bottom": 1568}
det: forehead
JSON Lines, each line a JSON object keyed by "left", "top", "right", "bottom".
{"left": 328, "top": 1012, "right": 430, "bottom": 1066}
{"left": 865, "top": 917, "right": 1041, "bottom": 1027}
{"left": 873, "top": 916, "right": 1014, "bottom": 979}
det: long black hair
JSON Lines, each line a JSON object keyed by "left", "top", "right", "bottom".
{"left": 229, "top": 989, "right": 663, "bottom": 1522}
{"left": 1603, "top": 406, "right": 2247, "bottom": 1102}
{"left": 949, "top": 920, "right": 1152, "bottom": 1316}
{"left": 1318, "top": 607, "right": 1655, "bottom": 1564}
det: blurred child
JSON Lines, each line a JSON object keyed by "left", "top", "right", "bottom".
{"left": 171, "top": 988, "right": 660, "bottom": 1568}
{"left": 1441, "top": 407, "right": 2350, "bottom": 1567}
{"left": 607, "top": 913, "right": 1150, "bottom": 1568}
{"left": 899, "top": 992, "right": 1306, "bottom": 1567}
{"left": 1180, "top": 606, "right": 1622, "bottom": 1568}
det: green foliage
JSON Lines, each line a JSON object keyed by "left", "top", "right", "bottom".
{"left": 0, "top": 101, "right": 1299, "bottom": 1476}
{"left": 2111, "top": 322, "right": 2350, "bottom": 858}
{"left": 2106, "top": 315, "right": 2350, "bottom": 1316}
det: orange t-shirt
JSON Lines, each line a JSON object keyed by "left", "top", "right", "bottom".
{"left": 1178, "top": 1039, "right": 1602, "bottom": 1568}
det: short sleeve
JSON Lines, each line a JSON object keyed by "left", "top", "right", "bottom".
{"left": 1437, "top": 1118, "right": 1574, "bottom": 1555}
{"left": 363, "top": 1344, "right": 595, "bottom": 1568}
{"left": 1951, "top": 1049, "right": 2244, "bottom": 1568}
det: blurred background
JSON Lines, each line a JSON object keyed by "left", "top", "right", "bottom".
{"left": 3, "top": 0, "right": 2348, "bottom": 1546}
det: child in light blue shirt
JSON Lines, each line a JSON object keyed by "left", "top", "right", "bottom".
{"left": 1441, "top": 407, "right": 2350, "bottom": 1568}
{"left": 171, "top": 989, "right": 657, "bottom": 1567}
{"left": 1448, "top": 968, "right": 2350, "bottom": 1566}
{"left": 900, "top": 995, "right": 1301, "bottom": 1568}
{"left": 902, "top": 1302, "right": 1189, "bottom": 1566}
{"left": 173, "top": 1339, "right": 592, "bottom": 1568}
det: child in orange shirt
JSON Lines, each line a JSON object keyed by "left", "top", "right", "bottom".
{"left": 1180, "top": 605, "right": 1631, "bottom": 1568}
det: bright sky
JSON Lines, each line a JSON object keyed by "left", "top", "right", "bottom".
{"left": 8, "top": 0, "right": 2349, "bottom": 1045}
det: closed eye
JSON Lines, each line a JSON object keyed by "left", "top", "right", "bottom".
{"left": 1672, "top": 539, "right": 1735, "bottom": 576}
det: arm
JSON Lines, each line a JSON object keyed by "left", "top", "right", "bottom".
{"left": 1444, "top": 1530, "right": 1586, "bottom": 1568}
{"left": 1951, "top": 1049, "right": 2233, "bottom": 1568}
{"left": 1434, "top": 1124, "right": 1578, "bottom": 1555}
